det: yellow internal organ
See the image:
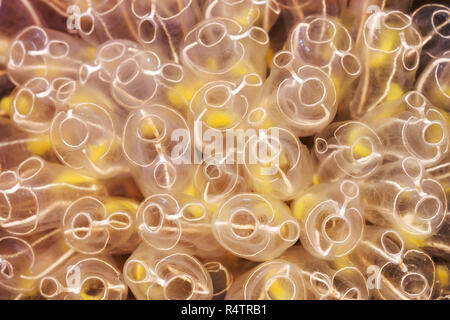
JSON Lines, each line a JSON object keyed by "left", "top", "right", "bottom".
{"left": 87, "top": 142, "right": 107, "bottom": 163}
{"left": 0, "top": 94, "right": 12, "bottom": 114}
{"left": 27, "top": 135, "right": 52, "bottom": 155}
{"left": 436, "top": 265, "right": 449, "bottom": 286}
{"left": 369, "top": 30, "right": 398, "bottom": 68}
{"left": 15, "top": 92, "right": 32, "bottom": 115}
{"left": 267, "top": 278, "right": 292, "bottom": 300}
{"left": 385, "top": 82, "right": 404, "bottom": 102}
{"left": 205, "top": 110, "right": 233, "bottom": 128}
{"left": 167, "top": 81, "right": 203, "bottom": 107}
{"left": 292, "top": 193, "right": 319, "bottom": 220}
{"left": 104, "top": 199, "right": 138, "bottom": 215}
{"left": 185, "top": 204, "right": 204, "bottom": 218}
{"left": 235, "top": 6, "right": 258, "bottom": 26}
{"left": 54, "top": 171, "right": 96, "bottom": 185}
{"left": 346, "top": 128, "right": 371, "bottom": 158}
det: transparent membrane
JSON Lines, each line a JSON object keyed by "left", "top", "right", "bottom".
{"left": 361, "top": 91, "right": 449, "bottom": 167}
{"left": 344, "top": 9, "right": 423, "bottom": 119}
{"left": 122, "top": 104, "right": 193, "bottom": 196}
{"left": 50, "top": 102, "right": 129, "bottom": 178}
{"left": 62, "top": 196, "right": 139, "bottom": 255}
{"left": 39, "top": 255, "right": 127, "bottom": 300}
{"left": 225, "top": 259, "right": 306, "bottom": 300}
{"left": 281, "top": 247, "right": 369, "bottom": 300}
{"left": 244, "top": 127, "right": 313, "bottom": 200}
{"left": 359, "top": 157, "right": 446, "bottom": 237}
{"left": 314, "top": 121, "right": 384, "bottom": 183}
{"left": 212, "top": 193, "right": 300, "bottom": 261}
{"left": 261, "top": 51, "right": 337, "bottom": 136}
{"left": 136, "top": 193, "right": 224, "bottom": 258}
{"left": 123, "top": 243, "right": 213, "bottom": 300}
{"left": 0, "top": 156, "right": 105, "bottom": 235}
{"left": 292, "top": 180, "right": 364, "bottom": 260}
{"left": 350, "top": 226, "right": 435, "bottom": 300}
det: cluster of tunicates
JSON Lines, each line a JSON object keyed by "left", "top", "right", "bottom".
{"left": 0, "top": 0, "right": 449, "bottom": 300}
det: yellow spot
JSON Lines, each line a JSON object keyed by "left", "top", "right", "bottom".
{"left": 167, "top": 81, "right": 202, "bottom": 107}
{"left": 346, "top": 128, "right": 372, "bottom": 158}
{"left": 266, "top": 47, "right": 274, "bottom": 68}
{"left": 235, "top": 7, "right": 258, "bottom": 26}
{"left": 401, "top": 231, "right": 426, "bottom": 248}
{"left": 26, "top": 135, "right": 52, "bottom": 155}
{"left": 54, "top": 171, "right": 96, "bottom": 185}
{"left": 369, "top": 30, "right": 398, "bottom": 68}
{"left": 185, "top": 204, "right": 204, "bottom": 218}
{"left": 105, "top": 199, "right": 138, "bottom": 215}
{"left": 0, "top": 94, "right": 12, "bottom": 114}
{"left": 230, "top": 62, "right": 254, "bottom": 77}
{"left": 312, "top": 175, "right": 320, "bottom": 185}
{"left": 267, "top": 278, "right": 291, "bottom": 300}
{"left": 15, "top": 92, "right": 32, "bottom": 115}
{"left": 207, "top": 58, "right": 218, "bottom": 71}
{"left": 292, "top": 193, "right": 318, "bottom": 220}
{"left": 385, "top": 82, "right": 404, "bottom": 102}
{"left": 205, "top": 110, "right": 233, "bottom": 128}
{"left": 87, "top": 143, "right": 107, "bottom": 163}
{"left": 331, "top": 74, "right": 342, "bottom": 101}
{"left": 436, "top": 265, "right": 449, "bottom": 286}
{"left": 182, "top": 182, "right": 197, "bottom": 197}
{"left": 82, "top": 46, "right": 96, "bottom": 61}
{"left": 132, "top": 263, "right": 145, "bottom": 281}
{"left": 333, "top": 256, "right": 351, "bottom": 270}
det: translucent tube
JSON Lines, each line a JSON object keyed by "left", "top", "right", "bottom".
{"left": 359, "top": 157, "right": 447, "bottom": 238}
{"left": 349, "top": 226, "right": 435, "bottom": 300}
{"left": 0, "top": 156, "right": 106, "bottom": 235}
{"left": 344, "top": 10, "right": 422, "bottom": 119}
{"left": 122, "top": 104, "right": 194, "bottom": 196}
{"left": 281, "top": 246, "right": 369, "bottom": 300}
{"left": 62, "top": 197, "right": 140, "bottom": 255}
{"left": 7, "top": 26, "right": 94, "bottom": 86}
{"left": 0, "top": 230, "right": 75, "bottom": 299}
{"left": 276, "top": 0, "right": 341, "bottom": 31}
{"left": 0, "top": 117, "right": 55, "bottom": 172}
{"left": 9, "top": 77, "right": 70, "bottom": 134}
{"left": 225, "top": 258, "right": 307, "bottom": 300}
{"left": 79, "top": 39, "right": 140, "bottom": 85}
{"left": 111, "top": 49, "right": 184, "bottom": 110}
{"left": 67, "top": 0, "right": 141, "bottom": 45}
{"left": 412, "top": 4, "right": 450, "bottom": 66}
{"left": 123, "top": 243, "right": 213, "bottom": 300}
{"left": 205, "top": 0, "right": 281, "bottom": 32}
{"left": 181, "top": 17, "right": 269, "bottom": 81}
{"left": 413, "top": 215, "right": 450, "bottom": 261}
{"left": 260, "top": 50, "right": 337, "bottom": 137}
{"left": 188, "top": 73, "right": 263, "bottom": 154}
{"left": 287, "top": 16, "right": 362, "bottom": 105}
{"left": 243, "top": 127, "right": 313, "bottom": 200}
{"left": 361, "top": 91, "right": 449, "bottom": 167}
{"left": 291, "top": 180, "right": 364, "bottom": 260}
{"left": 313, "top": 121, "right": 384, "bottom": 183}
{"left": 201, "top": 254, "right": 255, "bottom": 299}
{"left": 212, "top": 193, "right": 300, "bottom": 261}
{"left": 136, "top": 193, "right": 225, "bottom": 258}
{"left": 339, "top": 0, "right": 413, "bottom": 41}
{"left": 39, "top": 254, "right": 128, "bottom": 300}
{"left": 193, "top": 152, "right": 249, "bottom": 207}
{"left": 50, "top": 102, "right": 130, "bottom": 178}
{"left": 416, "top": 51, "right": 450, "bottom": 112}
{"left": 131, "top": 0, "right": 203, "bottom": 59}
